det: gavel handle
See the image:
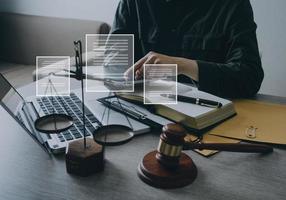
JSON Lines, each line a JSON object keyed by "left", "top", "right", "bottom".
{"left": 185, "top": 143, "right": 273, "bottom": 153}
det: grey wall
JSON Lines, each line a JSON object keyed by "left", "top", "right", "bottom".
{"left": 250, "top": 0, "right": 286, "bottom": 97}
{"left": 0, "top": 0, "right": 285, "bottom": 97}
{"left": 0, "top": 0, "right": 119, "bottom": 25}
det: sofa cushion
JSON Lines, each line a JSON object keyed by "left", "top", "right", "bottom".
{"left": 0, "top": 12, "right": 110, "bottom": 65}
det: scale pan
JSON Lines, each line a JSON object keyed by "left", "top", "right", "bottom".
{"left": 34, "top": 114, "right": 73, "bottom": 134}
{"left": 93, "top": 125, "right": 134, "bottom": 146}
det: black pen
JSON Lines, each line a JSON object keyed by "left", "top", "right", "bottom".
{"left": 160, "top": 94, "right": 223, "bottom": 108}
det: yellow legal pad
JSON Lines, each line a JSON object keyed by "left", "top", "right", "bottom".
{"left": 209, "top": 99, "right": 286, "bottom": 145}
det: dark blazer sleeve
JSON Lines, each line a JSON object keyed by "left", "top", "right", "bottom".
{"left": 111, "top": 0, "right": 132, "bottom": 34}
{"left": 197, "top": 0, "right": 264, "bottom": 98}
{"left": 111, "top": 0, "right": 143, "bottom": 62}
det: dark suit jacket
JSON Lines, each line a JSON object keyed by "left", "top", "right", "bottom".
{"left": 111, "top": 0, "right": 264, "bottom": 98}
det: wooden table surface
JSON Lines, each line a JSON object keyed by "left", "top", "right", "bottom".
{"left": 0, "top": 80, "right": 286, "bottom": 200}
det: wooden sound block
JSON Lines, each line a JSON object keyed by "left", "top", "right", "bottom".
{"left": 65, "top": 138, "right": 104, "bottom": 177}
{"left": 137, "top": 151, "right": 197, "bottom": 189}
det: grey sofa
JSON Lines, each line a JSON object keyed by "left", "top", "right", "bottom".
{"left": 0, "top": 12, "right": 110, "bottom": 85}
{"left": 0, "top": 12, "right": 110, "bottom": 65}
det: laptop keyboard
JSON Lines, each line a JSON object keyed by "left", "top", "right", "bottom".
{"left": 36, "top": 93, "right": 102, "bottom": 143}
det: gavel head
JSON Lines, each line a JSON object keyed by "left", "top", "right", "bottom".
{"left": 156, "top": 123, "right": 186, "bottom": 169}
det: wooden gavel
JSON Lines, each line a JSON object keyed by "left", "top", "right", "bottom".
{"left": 137, "top": 123, "right": 273, "bottom": 189}
{"left": 156, "top": 124, "right": 273, "bottom": 169}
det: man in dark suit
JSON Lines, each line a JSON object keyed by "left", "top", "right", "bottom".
{"left": 111, "top": 0, "right": 264, "bottom": 98}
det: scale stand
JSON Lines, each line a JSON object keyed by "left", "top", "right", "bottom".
{"left": 34, "top": 75, "right": 74, "bottom": 134}
{"left": 65, "top": 40, "right": 104, "bottom": 176}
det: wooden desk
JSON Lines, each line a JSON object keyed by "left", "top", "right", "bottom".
{"left": 0, "top": 81, "right": 286, "bottom": 200}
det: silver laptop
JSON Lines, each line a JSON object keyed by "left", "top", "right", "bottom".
{"left": 0, "top": 74, "right": 150, "bottom": 154}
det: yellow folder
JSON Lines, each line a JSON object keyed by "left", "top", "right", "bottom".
{"left": 209, "top": 99, "right": 286, "bottom": 145}
{"left": 185, "top": 134, "right": 240, "bottom": 157}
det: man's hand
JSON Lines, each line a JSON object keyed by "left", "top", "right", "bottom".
{"left": 124, "top": 51, "right": 199, "bottom": 81}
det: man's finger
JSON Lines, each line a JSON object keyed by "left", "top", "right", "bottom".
{"left": 123, "top": 54, "right": 146, "bottom": 79}
{"left": 124, "top": 52, "right": 151, "bottom": 80}
{"left": 135, "top": 54, "right": 157, "bottom": 79}
{"left": 133, "top": 53, "right": 150, "bottom": 71}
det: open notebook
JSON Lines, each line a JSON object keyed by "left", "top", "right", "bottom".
{"left": 117, "top": 82, "right": 236, "bottom": 131}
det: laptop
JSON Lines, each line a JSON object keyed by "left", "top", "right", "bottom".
{"left": 0, "top": 74, "right": 150, "bottom": 154}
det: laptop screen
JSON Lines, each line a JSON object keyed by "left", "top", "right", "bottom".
{"left": 0, "top": 73, "right": 25, "bottom": 118}
{"left": 0, "top": 73, "right": 49, "bottom": 151}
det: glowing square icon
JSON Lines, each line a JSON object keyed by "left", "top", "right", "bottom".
{"left": 85, "top": 34, "right": 134, "bottom": 92}
{"left": 144, "top": 64, "right": 177, "bottom": 105}
{"left": 36, "top": 56, "right": 70, "bottom": 96}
